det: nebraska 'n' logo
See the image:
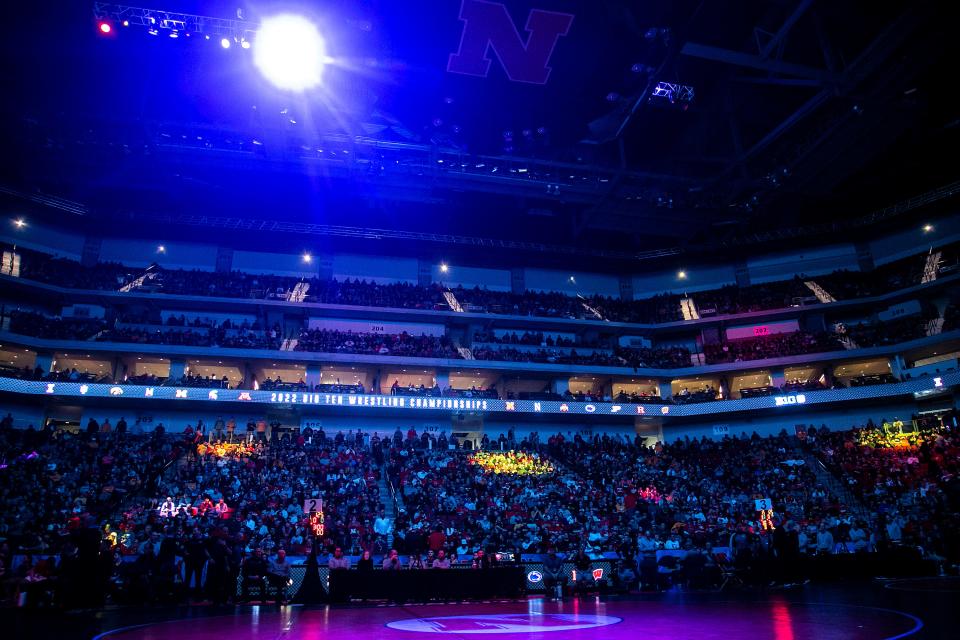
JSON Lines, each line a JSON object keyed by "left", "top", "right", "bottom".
{"left": 448, "top": 0, "right": 574, "bottom": 84}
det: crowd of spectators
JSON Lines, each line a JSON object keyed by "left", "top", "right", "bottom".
{"left": 473, "top": 330, "right": 595, "bottom": 348}
{"left": 839, "top": 313, "right": 935, "bottom": 348}
{"left": 1, "top": 412, "right": 958, "bottom": 607}
{"left": 806, "top": 417, "right": 960, "bottom": 566}
{"left": 704, "top": 331, "right": 842, "bottom": 364}
{"left": 5, "top": 240, "right": 955, "bottom": 327}
{"left": 8, "top": 311, "right": 106, "bottom": 341}
{"left": 295, "top": 329, "right": 458, "bottom": 359}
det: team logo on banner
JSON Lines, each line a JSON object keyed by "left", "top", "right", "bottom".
{"left": 386, "top": 613, "right": 621, "bottom": 634}
{"left": 636, "top": 406, "right": 645, "bottom": 415}
{"left": 144, "top": 387, "right": 154, "bottom": 397}
{"left": 505, "top": 401, "right": 516, "bottom": 411}
{"left": 110, "top": 387, "right": 124, "bottom": 396}
{"left": 207, "top": 390, "right": 219, "bottom": 400}
{"left": 45, "top": 383, "right": 56, "bottom": 394}
{"left": 238, "top": 392, "right": 252, "bottom": 401}
{"left": 175, "top": 389, "right": 188, "bottom": 398}
{"left": 660, "top": 406, "right": 670, "bottom": 415}
{"left": 559, "top": 403, "right": 569, "bottom": 412}
{"left": 79, "top": 385, "right": 89, "bottom": 395}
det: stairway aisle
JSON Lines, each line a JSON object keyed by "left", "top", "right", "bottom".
{"left": 790, "top": 439, "right": 871, "bottom": 521}
{"left": 378, "top": 469, "right": 398, "bottom": 548}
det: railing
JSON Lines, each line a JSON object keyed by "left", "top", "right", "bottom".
{"left": 925, "top": 317, "right": 944, "bottom": 337}
{"left": 680, "top": 297, "right": 700, "bottom": 320}
{"left": 921, "top": 250, "right": 942, "bottom": 284}
{"left": 804, "top": 280, "right": 837, "bottom": 303}
{"left": 442, "top": 290, "right": 464, "bottom": 313}
{"left": 287, "top": 281, "right": 311, "bottom": 303}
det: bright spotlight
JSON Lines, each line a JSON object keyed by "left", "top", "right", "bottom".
{"left": 439, "top": 263, "right": 449, "bottom": 274}
{"left": 220, "top": 37, "right": 231, "bottom": 49}
{"left": 302, "top": 253, "right": 312, "bottom": 263}
{"left": 923, "top": 224, "right": 934, "bottom": 233}
{"left": 98, "top": 22, "right": 112, "bottom": 34}
{"left": 678, "top": 270, "right": 687, "bottom": 279}
{"left": 13, "top": 218, "right": 26, "bottom": 228}
{"left": 254, "top": 14, "right": 326, "bottom": 91}
{"left": 241, "top": 39, "right": 251, "bottom": 50}
{"left": 157, "top": 245, "right": 166, "bottom": 253}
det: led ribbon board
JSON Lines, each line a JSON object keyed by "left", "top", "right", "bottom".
{"left": 0, "top": 373, "right": 955, "bottom": 417}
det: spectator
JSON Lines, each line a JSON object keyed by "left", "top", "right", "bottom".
{"left": 382, "top": 549, "right": 402, "bottom": 571}
{"left": 328, "top": 547, "right": 351, "bottom": 570}
{"left": 266, "top": 549, "right": 291, "bottom": 604}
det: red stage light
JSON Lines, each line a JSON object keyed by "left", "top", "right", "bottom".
{"left": 99, "top": 22, "right": 112, "bottom": 34}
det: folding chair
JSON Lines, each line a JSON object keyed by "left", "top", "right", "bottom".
{"left": 714, "top": 552, "right": 745, "bottom": 590}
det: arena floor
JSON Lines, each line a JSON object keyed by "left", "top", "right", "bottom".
{"left": 8, "top": 580, "right": 960, "bottom": 640}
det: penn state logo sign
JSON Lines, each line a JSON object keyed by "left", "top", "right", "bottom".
{"left": 387, "top": 613, "right": 621, "bottom": 634}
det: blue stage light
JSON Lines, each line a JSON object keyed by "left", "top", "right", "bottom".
{"left": 254, "top": 14, "right": 326, "bottom": 91}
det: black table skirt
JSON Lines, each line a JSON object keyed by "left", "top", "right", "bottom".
{"left": 328, "top": 567, "right": 525, "bottom": 602}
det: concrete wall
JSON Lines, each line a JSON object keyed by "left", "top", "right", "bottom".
{"left": 747, "top": 244, "right": 859, "bottom": 284}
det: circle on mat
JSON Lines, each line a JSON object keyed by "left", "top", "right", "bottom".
{"left": 386, "top": 613, "right": 622, "bottom": 634}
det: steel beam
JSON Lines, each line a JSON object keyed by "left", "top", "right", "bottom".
{"left": 680, "top": 41, "right": 839, "bottom": 83}
{"left": 760, "top": 0, "right": 815, "bottom": 59}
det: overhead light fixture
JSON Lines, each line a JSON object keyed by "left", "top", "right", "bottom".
{"left": 253, "top": 14, "right": 326, "bottom": 91}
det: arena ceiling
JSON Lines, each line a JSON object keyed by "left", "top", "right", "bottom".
{"left": 0, "top": 0, "right": 957, "bottom": 268}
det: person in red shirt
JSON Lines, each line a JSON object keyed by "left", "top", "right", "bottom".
{"left": 427, "top": 527, "right": 447, "bottom": 552}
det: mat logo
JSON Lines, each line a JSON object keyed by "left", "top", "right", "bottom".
{"left": 387, "top": 613, "right": 621, "bottom": 634}
{"left": 774, "top": 394, "right": 806, "bottom": 406}
{"left": 448, "top": 0, "right": 574, "bottom": 84}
